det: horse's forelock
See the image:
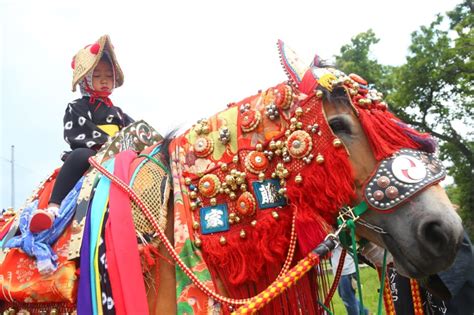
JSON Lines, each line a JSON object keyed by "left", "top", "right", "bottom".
{"left": 322, "top": 86, "right": 435, "bottom": 160}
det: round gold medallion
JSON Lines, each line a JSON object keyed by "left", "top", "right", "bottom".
{"left": 241, "top": 110, "right": 261, "bottom": 133}
{"left": 236, "top": 192, "right": 256, "bottom": 216}
{"left": 286, "top": 130, "right": 313, "bottom": 158}
{"left": 194, "top": 136, "right": 214, "bottom": 157}
{"left": 245, "top": 151, "right": 269, "bottom": 174}
{"left": 198, "top": 174, "right": 221, "bottom": 198}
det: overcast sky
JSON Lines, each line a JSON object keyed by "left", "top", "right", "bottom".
{"left": 0, "top": 0, "right": 460, "bottom": 209}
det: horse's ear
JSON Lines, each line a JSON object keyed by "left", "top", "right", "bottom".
{"left": 277, "top": 40, "right": 309, "bottom": 87}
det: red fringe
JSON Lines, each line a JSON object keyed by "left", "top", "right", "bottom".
{"left": 202, "top": 210, "right": 292, "bottom": 286}
{"left": 287, "top": 148, "right": 355, "bottom": 256}
{"left": 358, "top": 109, "right": 427, "bottom": 160}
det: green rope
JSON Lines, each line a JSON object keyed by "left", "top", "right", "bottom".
{"left": 138, "top": 154, "right": 171, "bottom": 176}
{"left": 347, "top": 219, "right": 365, "bottom": 315}
{"left": 317, "top": 300, "right": 333, "bottom": 315}
{"left": 377, "top": 250, "right": 388, "bottom": 315}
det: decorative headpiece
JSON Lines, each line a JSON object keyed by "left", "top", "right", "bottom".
{"left": 71, "top": 34, "right": 124, "bottom": 92}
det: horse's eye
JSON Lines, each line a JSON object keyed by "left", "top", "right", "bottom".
{"left": 329, "top": 117, "right": 352, "bottom": 135}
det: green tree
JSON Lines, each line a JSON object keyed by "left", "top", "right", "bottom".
{"left": 334, "top": 2, "right": 474, "bottom": 238}
{"left": 388, "top": 1, "right": 473, "bottom": 238}
{"left": 335, "top": 29, "right": 394, "bottom": 93}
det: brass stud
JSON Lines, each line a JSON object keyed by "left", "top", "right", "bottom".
{"left": 190, "top": 191, "right": 198, "bottom": 199}
{"left": 333, "top": 138, "right": 343, "bottom": 148}
{"left": 219, "top": 236, "right": 227, "bottom": 245}
{"left": 190, "top": 202, "right": 197, "bottom": 210}
{"left": 195, "top": 238, "right": 202, "bottom": 247}
{"left": 240, "top": 184, "right": 247, "bottom": 191}
{"left": 295, "top": 174, "right": 303, "bottom": 184}
{"left": 221, "top": 163, "right": 228, "bottom": 171}
{"left": 316, "top": 154, "right": 325, "bottom": 164}
{"left": 272, "top": 211, "right": 280, "bottom": 219}
{"left": 269, "top": 141, "right": 277, "bottom": 150}
{"left": 234, "top": 216, "right": 241, "bottom": 223}
{"left": 251, "top": 220, "right": 257, "bottom": 227}
{"left": 210, "top": 198, "right": 217, "bottom": 206}
{"left": 282, "top": 169, "right": 290, "bottom": 178}
{"left": 256, "top": 143, "right": 263, "bottom": 151}
{"left": 295, "top": 107, "right": 303, "bottom": 116}
{"left": 229, "top": 192, "right": 237, "bottom": 200}
{"left": 258, "top": 172, "right": 266, "bottom": 181}
{"left": 240, "top": 230, "right": 247, "bottom": 239}
{"left": 192, "top": 222, "right": 200, "bottom": 230}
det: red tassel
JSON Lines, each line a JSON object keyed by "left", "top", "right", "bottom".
{"left": 358, "top": 109, "right": 426, "bottom": 160}
{"left": 287, "top": 147, "right": 355, "bottom": 255}
{"left": 202, "top": 209, "right": 292, "bottom": 286}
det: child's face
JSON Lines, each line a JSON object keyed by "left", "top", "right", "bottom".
{"left": 92, "top": 59, "right": 114, "bottom": 92}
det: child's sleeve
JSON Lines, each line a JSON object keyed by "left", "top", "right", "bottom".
{"left": 63, "top": 101, "right": 109, "bottom": 150}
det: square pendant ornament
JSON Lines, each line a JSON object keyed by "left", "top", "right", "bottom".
{"left": 252, "top": 179, "right": 287, "bottom": 209}
{"left": 200, "top": 204, "right": 230, "bottom": 235}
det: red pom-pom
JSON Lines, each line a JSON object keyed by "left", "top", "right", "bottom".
{"left": 71, "top": 57, "right": 75, "bottom": 69}
{"left": 90, "top": 43, "right": 100, "bottom": 55}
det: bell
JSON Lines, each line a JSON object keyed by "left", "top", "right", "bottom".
{"left": 316, "top": 154, "right": 325, "bottom": 164}
{"left": 219, "top": 236, "right": 227, "bottom": 245}
{"left": 195, "top": 238, "right": 202, "bottom": 247}
{"left": 240, "top": 230, "right": 247, "bottom": 239}
{"left": 333, "top": 138, "right": 342, "bottom": 148}
{"left": 295, "top": 174, "right": 303, "bottom": 184}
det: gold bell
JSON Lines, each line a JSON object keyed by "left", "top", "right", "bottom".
{"left": 195, "top": 238, "right": 202, "bottom": 247}
{"left": 220, "top": 163, "right": 228, "bottom": 171}
{"left": 258, "top": 172, "right": 266, "bottom": 181}
{"left": 192, "top": 222, "right": 200, "bottom": 230}
{"left": 190, "top": 202, "right": 197, "bottom": 210}
{"left": 255, "top": 143, "right": 263, "bottom": 151}
{"left": 210, "top": 198, "right": 217, "bottom": 206}
{"left": 232, "top": 155, "right": 239, "bottom": 163}
{"left": 333, "top": 138, "right": 343, "bottom": 148}
{"left": 219, "top": 236, "right": 227, "bottom": 245}
{"left": 316, "top": 90, "right": 323, "bottom": 98}
{"left": 251, "top": 220, "right": 257, "bottom": 227}
{"left": 295, "top": 107, "right": 303, "bottom": 116}
{"left": 295, "top": 174, "right": 303, "bottom": 184}
{"left": 316, "top": 154, "right": 325, "bottom": 164}
{"left": 229, "top": 192, "right": 237, "bottom": 200}
{"left": 272, "top": 211, "right": 280, "bottom": 219}
{"left": 240, "top": 229, "right": 247, "bottom": 239}
{"left": 190, "top": 191, "right": 198, "bottom": 199}
{"left": 185, "top": 177, "right": 192, "bottom": 185}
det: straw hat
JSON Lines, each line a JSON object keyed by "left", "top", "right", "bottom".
{"left": 71, "top": 34, "right": 124, "bottom": 91}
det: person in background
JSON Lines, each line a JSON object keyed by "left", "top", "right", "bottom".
{"left": 331, "top": 243, "right": 370, "bottom": 315}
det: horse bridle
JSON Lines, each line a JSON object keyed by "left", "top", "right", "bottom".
{"left": 336, "top": 148, "right": 446, "bottom": 238}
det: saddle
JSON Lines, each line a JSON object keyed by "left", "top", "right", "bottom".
{"left": 0, "top": 121, "right": 169, "bottom": 314}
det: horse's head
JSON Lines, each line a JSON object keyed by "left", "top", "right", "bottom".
{"left": 279, "top": 41, "right": 463, "bottom": 278}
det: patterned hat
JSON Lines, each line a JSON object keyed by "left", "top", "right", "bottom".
{"left": 71, "top": 34, "right": 124, "bottom": 92}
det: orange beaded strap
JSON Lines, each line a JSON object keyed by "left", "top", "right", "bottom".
{"left": 377, "top": 267, "right": 396, "bottom": 315}
{"left": 410, "top": 279, "right": 425, "bottom": 315}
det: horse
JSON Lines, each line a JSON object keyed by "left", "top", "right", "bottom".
{"left": 0, "top": 41, "right": 464, "bottom": 315}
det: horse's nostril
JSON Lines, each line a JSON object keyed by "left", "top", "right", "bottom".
{"left": 420, "top": 220, "right": 450, "bottom": 255}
